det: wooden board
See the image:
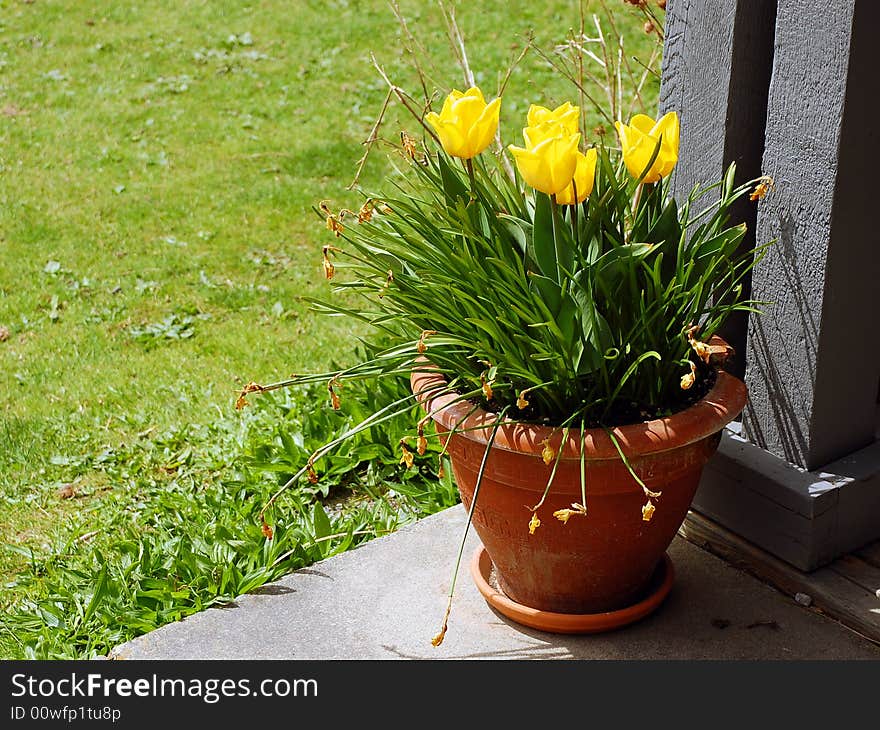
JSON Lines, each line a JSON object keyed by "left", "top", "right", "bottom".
{"left": 855, "top": 542, "right": 880, "bottom": 571}
{"left": 680, "top": 511, "right": 880, "bottom": 646}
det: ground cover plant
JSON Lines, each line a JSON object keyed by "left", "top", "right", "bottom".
{"left": 0, "top": 0, "right": 660, "bottom": 658}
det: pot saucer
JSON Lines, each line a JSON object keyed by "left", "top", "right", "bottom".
{"left": 470, "top": 545, "right": 674, "bottom": 635}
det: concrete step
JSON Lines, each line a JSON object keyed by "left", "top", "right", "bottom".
{"left": 112, "top": 506, "right": 880, "bottom": 660}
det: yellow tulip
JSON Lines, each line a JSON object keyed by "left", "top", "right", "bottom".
{"left": 555, "top": 148, "right": 598, "bottom": 205}
{"left": 510, "top": 102, "right": 587, "bottom": 197}
{"left": 526, "top": 102, "right": 580, "bottom": 136}
{"left": 509, "top": 133, "right": 581, "bottom": 197}
{"left": 521, "top": 103, "right": 580, "bottom": 148}
{"left": 615, "top": 111, "right": 679, "bottom": 183}
{"left": 425, "top": 87, "right": 501, "bottom": 160}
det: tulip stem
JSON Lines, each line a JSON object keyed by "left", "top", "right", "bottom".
{"left": 628, "top": 181, "right": 646, "bottom": 243}
{"left": 465, "top": 158, "right": 476, "bottom": 201}
{"left": 571, "top": 180, "right": 580, "bottom": 252}
{"left": 550, "top": 194, "right": 563, "bottom": 283}
{"left": 633, "top": 181, "right": 644, "bottom": 215}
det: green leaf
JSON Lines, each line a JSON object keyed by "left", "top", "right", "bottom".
{"left": 694, "top": 223, "right": 747, "bottom": 260}
{"left": 594, "top": 243, "right": 654, "bottom": 297}
{"left": 437, "top": 154, "right": 468, "bottom": 207}
{"left": 528, "top": 272, "right": 562, "bottom": 316}
{"left": 82, "top": 565, "right": 109, "bottom": 625}
{"left": 498, "top": 214, "right": 529, "bottom": 256}
{"left": 647, "top": 196, "right": 681, "bottom": 244}
{"left": 723, "top": 161, "right": 737, "bottom": 199}
{"left": 571, "top": 280, "right": 612, "bottom": 375}
{"left": 312, "top": 501, "right": 332, "bottom": 541}
{"left": 529, "top": 191, "right": 556, "bottom": 279}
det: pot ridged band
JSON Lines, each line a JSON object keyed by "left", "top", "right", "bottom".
{"left": 411, "top": 364, "right": 747, "bottom": 460}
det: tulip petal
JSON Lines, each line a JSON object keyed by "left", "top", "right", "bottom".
{"left": 467, "top": 97, "right": 501, "bottom": 158}
{"left": 427, "top": 113, "right": 467, "bottom": 158}
{"left": 528, "top": 102, "right": 580, "bottom": 135}
{"left": 581, "top": 147, "right": 598, "bottom": 194}
{"left": 621, "top": 124, "right": 662, "bottom": 183}
{"left": 548, "top": 134, "right": 580, "bottom": 193}
{"left": 524, "top": 122, "right": 562, "bottom": 148}
{"left": 462, "top": 87, "right": 485, "bottom": 103}
{"left": 617, "top": 120, "right": 670, "bottom": 183}
{"left": 555, "top": 181, "right": 576, "bottom": 206}
{"left": 654, "top": 111, "right": 680, "bottom": 159}
{"left": 552, "top": 104, "right": 580, "bottom": 135}
{"left": 630, "top": 114, "right": 657, "bottom": 136}
{"left": 526, "top": 104, "right": 551, "bottom": 127}
{"left": 450, "top": 95, "right": 487, "bottom": 134}
{"left": 558, "top": 147, "right": 599, "bottom": 205}
{"left": 439, "top": 97, "right": 452, "bottom": 118}
{"left": 509, "top": 144, "right": 552, "bottom": 194}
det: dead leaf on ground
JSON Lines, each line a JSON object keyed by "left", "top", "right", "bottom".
{"left": 746, "top": 619, "right": 780, "bottom": 631}
{"left": 0, "top": 326, "right": 10, "bottom": 342}
{"left": 1, "top": 104, "right": 26, "bottom": 117}
{"left": 57, "top": 484, "right": 77, "bottom": 499}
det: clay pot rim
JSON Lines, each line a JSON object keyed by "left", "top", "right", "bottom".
{"left": 410, "top": 359, "right": 747, "bottom": 460}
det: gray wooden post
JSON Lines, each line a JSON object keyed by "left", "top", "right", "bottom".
{"left": 660, "top": 0, "right": 777, "bottom": 379}
{"left": 661, "top": 0, "right": 880, "bottom": 570}
{"left": 744, "top": 0, "right": 880, "bottom": 471}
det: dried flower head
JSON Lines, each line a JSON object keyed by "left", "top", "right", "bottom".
{"left": 417, "top": 421, "right": 428, "bottom": 456}
{"left": 378, "top": 269, "right": 394, "bottom": 298}
{"left": 357, "top": 199, "right": 375, "bottom": 223}
{"left": 322, "top": 245, "right": 340, "bottom": 280}
{"left": 686, "top": 325, "right": 712, "bottom": 364}
{"left": 399, "top": 442, "right": 414, "bottom": 469}
{"left": 320, "top": 201, "right": 345, "bottom": 237}
{"left": 680, "top": 360, "right": 697, "bottom": 390}
{"left": 541, "top": 439, "right": 556, "bottom": 466}
{"left": 750, "top": 175, "right": 774, "bottom": 201}
{"left": 328, "top": 378, "right": 341, "bottom": 410}
{"left": 553, "top": 502, "right": 587, "bottom": 524}
{"left": 400, "top": 131, "right": 426, "bottom": 163}
{"left": 686, "top": 324, "right": 734, "bottom": 366}
{"left": 528, "top": 512, "right": 541, "bottom": 535}
{"left": 261, "top": 517, "right": 274, "bottom": 540}
{"left": 235, "top": 381, "right": 265, "bottom": 410}
{"left": 431, "top": 604, "right": 451, "bottom": 647}
{"left": 417, "top": 329, "right": 437, "bottom": 354}
{"left": 642, "top": 500, "right": 656, "bottom": 522}
{"left": 516, "top": 390, "right": 530, "bottom": 410}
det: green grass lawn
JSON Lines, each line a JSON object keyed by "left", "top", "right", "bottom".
{"left": 0, "top": 0, "right": 660, "bottom": 657}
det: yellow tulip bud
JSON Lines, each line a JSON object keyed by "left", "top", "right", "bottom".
{"left": 509, "top": 131, "right": 581, "bottom": 197}
{"left": 425, "top": 87, "right": 501, "bottom": 160}
{"left": 615, "top": 111, "right": 679, "bottom": 184}
{"left": 526, "top": 102, "right": 580, "bottom": 136}
{"left": 522, "top": 103, "right": 579, "bottom": 149}
{"left": 555, "top": 148, "right": 598, "bottom": 205}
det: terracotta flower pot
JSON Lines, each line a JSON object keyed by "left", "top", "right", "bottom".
{"left": 411, "top": 360, "right": 747, "bottom": 628}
